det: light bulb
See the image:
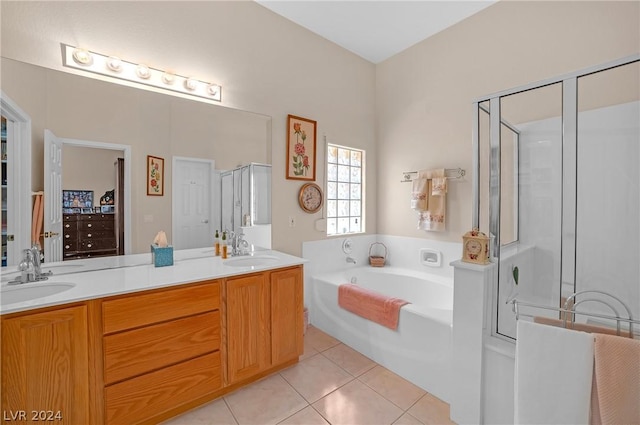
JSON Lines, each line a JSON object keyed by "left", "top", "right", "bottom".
{"left": 206, "top": 84, "right": 220, "bottom": 97}
{"left": 184, "top": 78, "right": 198, "bottom": 91}
{"left": 106, "top": 56, "right": 123, "bottom": 72}
{"left": 161, "top": 72, "right": 175, "bottom": 85}
{"left": 72, "top": 48, "right": 93, "bottom": 66}
{"left": 135, "top": 64, "right": 151, "bottom": 79}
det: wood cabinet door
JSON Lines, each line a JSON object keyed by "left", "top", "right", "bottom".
{"left": 270, "top": 267, "right": 303, "bottom": 366}
{"left": 226, "top": 273, "right": 270, "bottom": 384}
{"left": 1, "top": 305, "right": 90, "bottom": 425}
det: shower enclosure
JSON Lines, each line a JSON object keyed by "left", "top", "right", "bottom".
{"left": 473, "top": 55, "right": 639, "bottom": 339}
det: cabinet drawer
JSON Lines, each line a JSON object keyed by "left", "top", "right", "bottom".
{"left": 104, "top": 311, "right": 220, "bottom": 385}
{"left": 102, "top": 281, "right": 221, "bottom": 334}
{"left": 105, "top": 352, "right": 221, "bottom": 425}
{"left": 79, "top": 213, "right": 112, "bottom": 221}
{"left": 79, "top": 229, "right": 114, "bottom": 239}
{"left": 63, "top": 214, "right": 79, "bottom": 222}
{"left": 63, "top": 221, "right": 77, "bottom": 230}
{"left": 78, "top": 220, "right": 114, "bottom": 231}
{"left": 81, "top": 238, "right": 116, "bottom": 251}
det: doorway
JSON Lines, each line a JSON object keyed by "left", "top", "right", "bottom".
{"left": 44, "top": 130, "right": 131, "bottom": 262}
{"left": 0, "top": 92, "right": 31, "bottom": 267}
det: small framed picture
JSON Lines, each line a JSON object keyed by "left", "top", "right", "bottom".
{"left": 63, "top": 208, "right": 74, "bottom": 214}
{"left": 81, "top": 207, "right": 93, "bottom": 214}
{"left": 286, "top": 115, "right": 317, "bottom": 181}
{"left": 72, "top": 207, "right": 81, "bottom": 214}
{"left": 147, "top": 155, "right": 164, "bottom": 196}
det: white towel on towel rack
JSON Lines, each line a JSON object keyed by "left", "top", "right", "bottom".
{"left": 515, "top": 320, "right": 594, "bottom": 425}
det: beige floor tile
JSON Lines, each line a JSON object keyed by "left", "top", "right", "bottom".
{"left": 323, "top": 343, "right": 377, "bottom": 377}
{"left": 161, "top": 398, "right": 238, "bottom": 425}
{"left": 393, "top": 412, "right": 425, "bottom": 425}
{"left": 299, "top": 337, "right": 320, "bottom": 361}
{"left": 278, "top": 406, "right": 330, "bottom": 425}
{"left": 280, "top": 353, "right": 354, "bottom": 403}
{"left": 313, "top": 379, "right": 404, "bottom": 425}
{"left": 407, "top": 393, "right": 455, "bottom": 425}
{"left": 359, "top": 365, "right": 426, "bottom": 410}
{"left": 224, "top": 374, "right": 307, "bottom": 425}
{"left": 305, "top": 325, "right": 341, "bottom": 352}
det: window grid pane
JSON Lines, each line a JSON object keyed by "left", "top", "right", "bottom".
{"left": 326, "top": 144, "right": 364, "bottom": 236}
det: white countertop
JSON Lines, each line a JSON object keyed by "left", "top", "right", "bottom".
{"left": 0, "top": 248, "right": 307, "bottom": 315}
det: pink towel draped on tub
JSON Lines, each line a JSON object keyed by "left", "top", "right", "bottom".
{"left": 338, "top": 284, "right": 409, "bottom": 330}
{"left": 590, "top": 333, "right": 640, "bottom": 425}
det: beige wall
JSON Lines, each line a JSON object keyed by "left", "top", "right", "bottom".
{"left": 0, "top": 1, "right": 377, "bottom": 256}
{"left": 62, "top": 145, "right": 121, "bottom": 206}
{"left": 376, "top": 1, "right": 639, "bottom": 241}
{"left": 2, "top": 1, "right": 637, "bottom": 255}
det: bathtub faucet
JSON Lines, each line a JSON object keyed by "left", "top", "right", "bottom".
{"left": 346, "top": 256, "right": 357, "bottom": 264}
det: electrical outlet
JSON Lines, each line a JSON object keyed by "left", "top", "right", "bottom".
{"left": 288, "top": 216, "right": 296, "bottom": 227}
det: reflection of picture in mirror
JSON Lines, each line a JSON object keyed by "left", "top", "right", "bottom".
{"left": 62, "top": 190, "right": 94, "bottom": 208}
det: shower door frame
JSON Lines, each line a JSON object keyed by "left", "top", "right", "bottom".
{"left": 472, "top": 54, "right": 640, "bottom": 340}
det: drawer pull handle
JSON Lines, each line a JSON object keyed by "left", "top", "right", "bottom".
{"left": 65, "top": 224, "right": 70, "bottom": 228}
{"left": 87, "top": 224, "right": 92, "bottom": 228}
{"left": 88, "top": 233, "right": 92, "bottom": 238}
{"left": 65, "top": 234, "right": 70, "bottom": 239}
{"left": 87, "top": 243, "right": 92, "bottom": 248}
{"left": 65, "top": 245, "right": 70, "bottom": 249}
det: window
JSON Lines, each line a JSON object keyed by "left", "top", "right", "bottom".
{"left": 326, "top": 144, "right": 364, "bottom": 236}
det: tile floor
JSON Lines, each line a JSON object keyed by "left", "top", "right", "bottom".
{"left": 163, "top": 326, "right": 456, "bottom": 425}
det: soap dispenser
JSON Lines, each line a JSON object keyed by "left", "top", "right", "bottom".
{"left": 221, "top": 231, "right": 228, "bottom": 259}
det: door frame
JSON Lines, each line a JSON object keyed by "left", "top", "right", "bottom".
{"left": 1, "top": 91, "right": 31, "bottom": 266}
{"left": 53, "top": 137, "right": 132, "bottom": 255}
{"left": 171, "top": 156, "right": 216, "bottom": 249}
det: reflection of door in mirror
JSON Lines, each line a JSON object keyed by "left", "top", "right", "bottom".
{"left": 172, "top": 157, "right": 214, "bottom": 250}
{"left": 1, "top": 115, "right": 8, "bottom": 266}
{"left": 44, "top": 130, "right": 131, "bottom": 262}
{"left": 1, "top": 93, "right": 31, "bottom": 268}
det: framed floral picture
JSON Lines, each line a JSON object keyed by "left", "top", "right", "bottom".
{"left": 147, "top": 155, "right": 164, "bottom": 196}
{"left": 286, "top": 114, "right": 317, "bottom": 181}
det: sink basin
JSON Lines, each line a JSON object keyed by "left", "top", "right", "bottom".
{"left": 1, "top": 282, "right": 76, "bottom": 306}
{"left": 225, "top": 255, "right": 279, "bottom": 268}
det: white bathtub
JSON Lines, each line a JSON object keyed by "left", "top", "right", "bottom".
{"left": 310, "top": 266, "right": 453, "bottom": 403}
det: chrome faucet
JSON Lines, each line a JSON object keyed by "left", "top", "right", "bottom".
{"left": 346, "top": 256, "right": 357, "bottom": 265}
{"left": 230, "top": 232, "right": 250, "bottom": 256}
{"left": 10, "top": 246, "right": 51, "bottom": 284}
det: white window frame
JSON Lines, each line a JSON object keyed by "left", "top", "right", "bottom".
{"left": 325, "top": 143, "right": 365, "bottom": 236}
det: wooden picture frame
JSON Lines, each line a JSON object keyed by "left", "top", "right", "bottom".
{"left": 286, "top": 114, "right": 317, "bottom": 181}
{"left": 147, "top": 155, "right": 164, "bottom": 196}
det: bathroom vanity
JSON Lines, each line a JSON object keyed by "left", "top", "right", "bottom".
{"left": 0, "top": 250, "right": 304, "bottom": 425}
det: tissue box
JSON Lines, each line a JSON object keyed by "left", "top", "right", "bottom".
{"left": 151, "top": 244, "right": 173, "bottom": 267}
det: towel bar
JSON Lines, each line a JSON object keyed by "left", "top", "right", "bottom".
{"left": 401, "top": 168, "right": 465, "bottom": 183}
{"left": 511, "top": 290, "right": 639, "bottom": 337}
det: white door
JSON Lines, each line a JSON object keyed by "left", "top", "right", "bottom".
{"left": 173, "top": 158, "right": 213, "bottom": 250}
{"left": 44, "top": 130, "right": 63, "bottom": 262}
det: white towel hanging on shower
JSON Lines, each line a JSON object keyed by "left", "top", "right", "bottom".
{"left": 514, "top": 320, "right": 594, "bottom": 425}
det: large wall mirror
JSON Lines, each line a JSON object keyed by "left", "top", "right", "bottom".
{"left": 1, "top": 57, "right": 272, "bottom": 264}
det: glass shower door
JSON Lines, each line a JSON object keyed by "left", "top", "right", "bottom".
{"left": 574, "top": 61, "right": 640, "bottom": 329}
{"left": 480, "top": 83, "right": 564, "bottom": 339}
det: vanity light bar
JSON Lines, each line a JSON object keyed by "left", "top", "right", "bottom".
{"left": 61, "top": 43, "right": 222, "bottom": 102}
